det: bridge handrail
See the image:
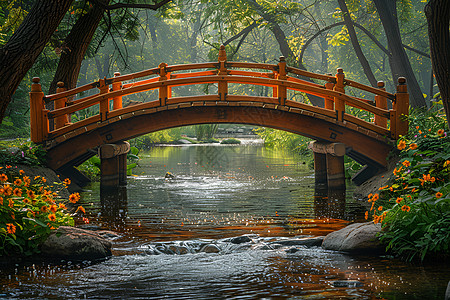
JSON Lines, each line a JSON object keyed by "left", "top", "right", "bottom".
{"left": 45, "top": 74, "right": 390, "bottom": 120}
{"left": 30, "top": 45, "right": 409, "bottom": 146}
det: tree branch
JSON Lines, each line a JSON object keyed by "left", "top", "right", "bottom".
{"left": 89, "top": 0, "right": 172, "bottom": 10}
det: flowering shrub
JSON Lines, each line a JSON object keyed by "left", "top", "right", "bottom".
{"left": 0, "top": 167, "right": 86, "bottom": 256}
{"left": 0, "top": 140, "right": 46, "bottom": 166}
{"left": 366, "top": 109, "right": 450, "bottom": 261}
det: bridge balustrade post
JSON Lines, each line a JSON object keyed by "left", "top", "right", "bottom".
{"left": 324, "top": 80, "right": 335, "bottom": 110}
{"left": 30, "top": 77, "right": 46, "bottom": 143}
{"left": 55, "top": 82, "right": 69, "bottom": 129}
{"left": 334, "top": 68, "right": 345, "bottom": 122}
{"left": 159, "top": 63, "right": 169, "bottom": 106}
{"left": 394, "top": 77, "right": 409, "bottom": 139}
{"left": 374, "top": 81, "right": 388, "bottom": 128}
{"left": 218, "top": 45, "right": 228, "bottom": 101}
{"left": 98, "top": 78, "right": 109, "bottom": 121}
{"left": 277, "top": 56, "right": 287, "bottom": 106}
{"left": 112, "top": 72, "right": 123, "bottom": 110}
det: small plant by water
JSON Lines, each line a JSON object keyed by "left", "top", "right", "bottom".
{"left": 366, "top": 107, "right": 450, "bottom": 261}
{"left": 0, "top": 168, "right": 84, "bottom": 256}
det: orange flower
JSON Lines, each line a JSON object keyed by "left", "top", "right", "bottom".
{"left": 40, "top": 205, "right": 48, "bottom": 213}
{"left": 50, "top": 205, "right": 58, "bottom": 213}
{"left": 411, "top": 188, "right": 417, "bottom": 193}
{"left": 63, "top": 178, "right": 71, "bottom": 186}
{"left": 41, "top": 177, "right": 47, "bottom": 183}
{"left": 365, "top": 211, "right": 369, "bottom": 220}
{"left": 409, "top": 143, "right": 418, "bottom": 150}
{"left": 8, "top": 199, "right": 14, "bottom": 208}
{"left": 76, "top": 206, "right": 86, "bottom": 214}
{"left": 372, "top": 193, "right": 379, "bottom": 201}
{"left": 13, "top": 188, "right": 22, "bottom": 197}
{"left": 402, "top": 160, "right": 410, "bottom": 168}
{"left": 0, "top": 174, "right": 7, "bottom": 182}
{"left": 69, "top": 193, "right": 80, "bottom": 203}
{"left": 401, "top": 205, "right": 410, "bottom": 212}
{"left": 23, "top": 198, "right": 30, "bottom": 204}
{"left": 396, "top": 197, "right": 403, "bottom": 204}
{"left": 378, "top": 206, "right": 383, "bottom": 211}
{"left": 19, "top": 170, "right": 25, "bottom": 175}
{"left": 13, "top": 178, "right": 22, "bottom": 186}
{"left": 397, "top": 140, "right": 407, "bottom": 150}
{"left": 436, "top": 192, "right": 443, "bottom": 199}
{"left": 58, "top": 203, "right": 67, "bottom": 210}
{"left": 6, "top": 223, "right": 16, "bottom": 234}
{"left": 437, "top": 129, "right": 445, "bottom": 136}
{"left": 0, "top": 196, "right": 3, "bottom": 205}
{"left": 48, "top": 214, "right": 56, "bottom": 222}
{"left": 419, "top": 130, "right": 422, "bottom": 134}
{"left": 4, "top": 186, "right": 12, "bottom": 196}
{"left": 26, "top": 190, "right": 36, "bottom": 199}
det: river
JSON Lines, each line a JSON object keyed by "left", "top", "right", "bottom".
{"left": 1, "top": 141, "right": 449, "bottom": 299}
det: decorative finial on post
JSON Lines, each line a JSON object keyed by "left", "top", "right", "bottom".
{"left": 31, "top": 77, "right": 42, "bottom": 92}
{"left": 218, "top": 45, "right": 226, "bottom": 62}
{"left": 377, "top": 81, "right": 385, "bottom": 88}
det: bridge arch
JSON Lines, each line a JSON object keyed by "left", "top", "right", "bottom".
{"left": 29, "top": 46, "right": 409, "bottom": 184}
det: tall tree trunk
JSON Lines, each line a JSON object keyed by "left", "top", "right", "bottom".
{"left": 373, "top": 0, "right": 427, "bottom": 108}
{"left": 425, "top": 0, "right": 450, "bottom": 126}
{"left": 0, "top": 0, "right": 72, "bottom": 124}
{"left": 49, "top": 1, "right": 109, "bottom": 95}
{"left": 246, "top": 0, "right": 323, "bottom": 107}
{"left": 338, "top": 0, "right": 377, "bottom": 87}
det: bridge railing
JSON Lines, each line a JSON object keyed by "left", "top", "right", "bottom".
{"left": 30, "top": 45, "right": 408, "bottom": 145}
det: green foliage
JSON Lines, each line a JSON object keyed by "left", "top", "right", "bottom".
{"left": 130, "top": 129, "right": 181, "bottom": 149}
{"left": 220, "top": 138, "right": 241, "bottom": 144}
{"left": 367, "top": 107, "right": 450, "bottom": 261}
{"left": 77, "top": 155, "right": 101, "bottom": 180}
{"left": 253, "top": 127, "right": 312, "bottom": 157}
{"left": 0, "top": 140, "right": 46, "bottom": 166}
{"left": 195, "top": 124, "right": 218, "bottom": 141}
{"left": 0, "top": 168, "right": 80, "bottom": 256}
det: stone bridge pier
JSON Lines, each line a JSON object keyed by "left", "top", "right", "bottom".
{"left": 98, "top": 141, "right": 130, "bottom": 219}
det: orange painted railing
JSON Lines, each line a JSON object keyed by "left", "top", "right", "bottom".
{"left": 30, "top": 45, "right": 409, "bottom": 145}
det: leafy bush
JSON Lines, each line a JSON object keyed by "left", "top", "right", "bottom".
{"left": 0, "top": 140, "right": 46, "bottom": 166}
{"left": 220, "top": 138, "right": 241, "bottom": 144}
{"left": 367, "top": 108, "right": 450, "bottom": 261}
{"left": 0, "top": 168, "right": 84, "bottom": 256}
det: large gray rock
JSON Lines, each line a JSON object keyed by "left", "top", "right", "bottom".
{"left": 41, "top": 226, "right": 112, "bottom": 261}
{"left": 322, "top": 222, "right": 384, "bottom": 254}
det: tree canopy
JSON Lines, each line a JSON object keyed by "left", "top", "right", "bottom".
{"left": 0, "top": 0, "right": 448, "bottom": 136}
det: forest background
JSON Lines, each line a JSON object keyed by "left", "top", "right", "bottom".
{"left": 0, "top": 0, "right": 448, "bottom": 140}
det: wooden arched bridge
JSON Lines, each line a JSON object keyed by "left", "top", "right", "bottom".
{"left": 30, "top": 45, "right": 408, "bottom": 187}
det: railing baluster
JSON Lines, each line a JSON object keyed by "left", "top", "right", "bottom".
{"left": 55, "top": 82, "right": 69, "bottom": 129}
{"left": 334, "top": 68, "right": 345, "bottom": 122}
{"left": 394, "top": 77, "right": 409, "bottom": 138}
{"left": 218, "top": 45, "right": 228, "bottom": 101}
{"left": 98, "top": 78, "right": 109, "bottom": 121}
{"left": 324, "top": 79, "right": 335, "bottom": 110}
{"left": 30, "top": 77, "right": 46, "bottom": 143}
{"left": 159, "top": 63, "right": 168, "bottom": 106}
{"left": 277, "top": 56, "right": 287, "bottom": 106}
{"left": 112, "top": 72, "right": 123, "bottom": 110}
{"left": 374, "top": 81, "right": 387, "bottom": 128}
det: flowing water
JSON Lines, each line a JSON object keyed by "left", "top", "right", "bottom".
{"left": 1, "top": 140, "right": 449, "bottom": 299}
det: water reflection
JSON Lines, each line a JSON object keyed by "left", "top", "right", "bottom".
{"left": 1, "top": 143, "right": 449, "bottom": 299}
{"left": 314, "top": 186, "right": 346, "bottom": 219}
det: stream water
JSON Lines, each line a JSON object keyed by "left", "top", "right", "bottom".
{"left": 1, "top": 140, "right": 449, "bottom": 299}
